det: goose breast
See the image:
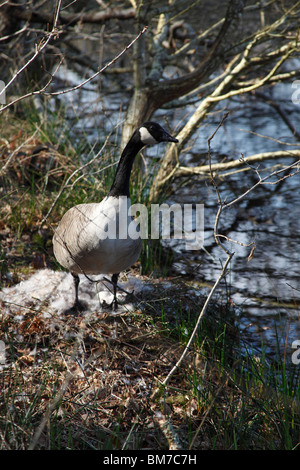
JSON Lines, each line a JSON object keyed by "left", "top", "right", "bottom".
{"left": 53, "top": 197, "right": 142, "bottom": 275}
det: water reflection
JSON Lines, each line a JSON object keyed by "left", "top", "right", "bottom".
{"left": 165, "top": 91, "right": 300, "bottom": 355}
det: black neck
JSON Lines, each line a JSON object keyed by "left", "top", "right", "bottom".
{"left": 108, "top": 132, "right": 144, "bottom": 198}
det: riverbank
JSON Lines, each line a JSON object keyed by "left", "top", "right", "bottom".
{"left": 0, "top": 103, "right": 299, "bottom": 450}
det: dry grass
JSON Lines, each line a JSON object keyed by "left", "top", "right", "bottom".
{"left": 0, "top": 276, "right": 228, "bottom": 450}
{"left": 1, "top": 272, "right": 299, "bottom": 450}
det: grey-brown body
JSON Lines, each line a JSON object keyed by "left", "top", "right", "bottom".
{"left": 53, "top": 197, "right": 142, "bottom": 276}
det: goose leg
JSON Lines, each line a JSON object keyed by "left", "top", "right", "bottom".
{"left": 111, "top": 273, "right": 119, "bottom": 310}
{"left": 72, "top": 273, "right": 80, "bottom": 308}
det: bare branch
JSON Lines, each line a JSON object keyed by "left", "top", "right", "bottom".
{"left": 10, "top": 5, "right": 136, "bottom": 26}
{"left": 0, "top": 26, "right": 148, "bottom": 113}
{"left": 0, "top": 0, "right": 63, "bottom": 104}
{"left": 224, "top": 159, "right": 300, "bottom": 209}
{"left": 177, "top": 151, "right": 300, "bottom": 177}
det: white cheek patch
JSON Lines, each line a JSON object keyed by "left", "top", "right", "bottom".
{"left": 139, "top": 126, "right": 158, "bottom": 145}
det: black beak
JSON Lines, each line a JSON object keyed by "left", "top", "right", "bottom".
{"left": 161, "top": 129, "right": 179, "bottom": 143}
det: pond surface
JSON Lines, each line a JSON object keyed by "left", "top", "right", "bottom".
{"left": 164, "top": 84, "right": 300, "bottom": 359}
{"left": 162, "top": 82, "right": 300, "bottom": 357}
{"left": 53, "top": 65, "right": 300, "bottom": 360}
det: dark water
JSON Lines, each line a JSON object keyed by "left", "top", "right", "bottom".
{"left": 161, "top": 83, "right": 300, "bottom": 358}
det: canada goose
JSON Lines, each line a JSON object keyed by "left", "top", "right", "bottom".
{"left": 53, "top": 121, "right": 178, "bottom": 310}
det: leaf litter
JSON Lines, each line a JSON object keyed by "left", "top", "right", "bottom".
{"left": 0, "top": 267, "right": 215, "bottom": 450}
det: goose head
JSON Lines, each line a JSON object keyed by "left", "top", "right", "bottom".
{"left": 108, "top": 121, "right": 178, "bottom": 198}
{"left": 138, "top": 121, "right": 179, "bottom": 146}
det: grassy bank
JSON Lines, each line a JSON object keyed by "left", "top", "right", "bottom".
{"left": 0, "top": 108, "right": 299, "bottom": 450}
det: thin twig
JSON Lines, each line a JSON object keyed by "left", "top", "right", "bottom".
{"left": 224, "top": 159, "right": 300, "bottom": 209}
{"left": 0, "top": 0, "right": 63, "bottom": 110}
{"left": 0, "top": 26, "right": 148, "bottom": 113}
{"left": 0, "top": 130, "right": 40, "bottom": 177}
{"left": 151, "top": 115, "right": 233, "bottom": 400}
{"left": 40, "top": 133, "right": 112, "bottom": 225}
{"left": 151, "top": 253, "right": 233, "bottom": 401}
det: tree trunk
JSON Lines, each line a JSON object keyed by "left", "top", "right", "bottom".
{"left": 121, "top": 0, "right": 246, "bottom": 191}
